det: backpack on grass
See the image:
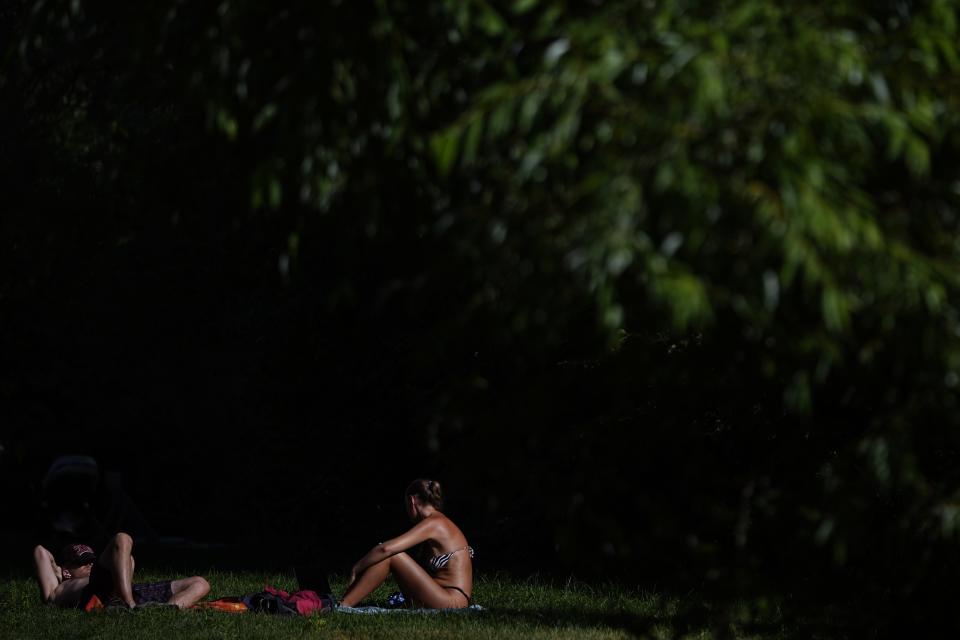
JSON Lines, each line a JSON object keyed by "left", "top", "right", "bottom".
{"left": 243, "top": 585, "right": 335, "bottom": 616}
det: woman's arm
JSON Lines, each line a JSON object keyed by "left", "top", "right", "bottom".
{"left": 348, "top": 518, "right": 440, "bottom": 585}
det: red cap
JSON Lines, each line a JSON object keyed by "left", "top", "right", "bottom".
{"left": 59, "top": 543, "right": 96, "bottom": 568}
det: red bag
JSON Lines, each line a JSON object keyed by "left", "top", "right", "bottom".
{"left": 262, "top": 585, "right": 334, "bottom": 616}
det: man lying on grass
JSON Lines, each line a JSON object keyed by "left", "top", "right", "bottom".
{"left": 33, "top": 532, "right": 210, "bottom": 609}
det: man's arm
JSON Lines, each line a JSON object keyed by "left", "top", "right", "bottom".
{"left": 32, "top": 545, "right": 61, "bottom": 603}
{"left": 33, "top": 545, "right": 90, "bottom": 606}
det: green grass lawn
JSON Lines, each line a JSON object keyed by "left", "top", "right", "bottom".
{"left": 0, "top": 570, "right": 794, "bottom": 639}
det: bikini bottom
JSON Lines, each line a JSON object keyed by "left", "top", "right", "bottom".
{"left": 443, "top": 585, "right": 471, "bottom": 605}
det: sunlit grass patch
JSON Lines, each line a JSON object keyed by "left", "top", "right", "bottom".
{"left": 0, "top": 570, "right": 791, "bottom": 639}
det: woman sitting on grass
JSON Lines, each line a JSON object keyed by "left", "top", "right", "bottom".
{"left": 339, "top": 478, "right": 474, "bottom": 608}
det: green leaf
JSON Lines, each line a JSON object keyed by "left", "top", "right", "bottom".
{"left": 477, "top": 1, "right": 506, "bottom": 36}
{"left": 430, "top": 128, "right": 461, "bottom": 176}
{"left": 512, "top": 0, "right": 538, "bottom": 15}
{"left": 653, "top": 271, "right": 712, "bottom": 330}
{"left": 252, "top": 103, "right": 277, "bottom": 132}
{"left": 821, "top": 287, "right": 850, "bottom": 332}
{"left": 905, "top": 135, "right": 931, "bottom": 176}
{"left": 268, "top": 177, "right": 282, "bottom": 209}
{"left": 216, "top": 108, "right": 238, "bottom": 141}
{"left": 518, "top": 90, "right": 545, "bottom": 133}
{"left": 461, "top": 115, "right": 484, "bottom": 167}
{"left": 486, "top": 101, "right": 514, "bottom": 141}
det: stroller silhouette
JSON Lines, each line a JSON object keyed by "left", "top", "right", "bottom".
{"left": 40, "top": 454, "right": 159, "bottom": 545}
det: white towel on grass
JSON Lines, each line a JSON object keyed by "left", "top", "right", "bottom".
{"left": 336, "top": 604, "right": 484, "bottom": 615}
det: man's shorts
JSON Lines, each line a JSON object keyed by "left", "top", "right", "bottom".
{"left": 81, "top": 562, "right": 173, "bottom": 607}
{"left": 131, "top": 581, "right": 174, "bottom": 605}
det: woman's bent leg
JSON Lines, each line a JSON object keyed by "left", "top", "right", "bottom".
{"left": 388, "top": 553, "right": 467, "bottom": 609}
{"left": 339, "top": 556, "right": 393, "bottom": 607}
{"left": 340, "top": 552, "right": 467, "bottom": 609}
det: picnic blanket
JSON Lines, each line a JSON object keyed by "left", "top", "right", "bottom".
{"left": 337, "top": 604, "right": 484, "bottom": 615}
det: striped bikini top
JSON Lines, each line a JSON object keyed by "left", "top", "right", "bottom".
{"left": 428, "top": 545, "right": 474, "bottom": 572}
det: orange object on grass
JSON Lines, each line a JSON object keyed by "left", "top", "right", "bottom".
{"left": 192, "top": 598, "right": 248, "bottom": 613}
{"left": 83, "top": 594, "right": 104, "bottom": 612}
